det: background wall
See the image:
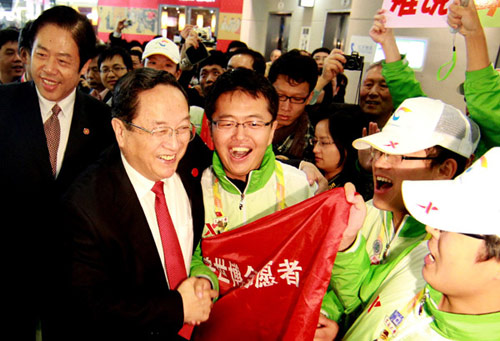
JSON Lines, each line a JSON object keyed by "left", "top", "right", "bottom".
{"left": 241, "top": 0, "right": 500, "bottom": 112}
{"left": 345, "top": 0, "right": 500, "bottom": 111}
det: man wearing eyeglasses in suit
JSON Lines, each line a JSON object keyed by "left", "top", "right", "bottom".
{"left": 63, "top": 68, "right": 217, "bottom": 340}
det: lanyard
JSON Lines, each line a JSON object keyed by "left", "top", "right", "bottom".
{"left": 212, "top": 161, "right": 286, "bottom": 233}
{"left": 437, "top": 34, "right": 458, "bottom": 81}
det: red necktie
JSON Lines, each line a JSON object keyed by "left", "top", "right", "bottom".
{"left": 44, "top": 104, "right": 61, "bottom": 177}
{"left": 151, "top": 181, "right": 194, "bottom": 339}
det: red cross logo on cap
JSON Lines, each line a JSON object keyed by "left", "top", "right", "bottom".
{"left": 385, "top": 141, "right": 399, "bottom": 149}
{"left": 418, "top": 202, "right": 438, "bottom": 214}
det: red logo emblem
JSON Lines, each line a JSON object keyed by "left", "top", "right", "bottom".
{"left": 384, "top": 141, "right": 399, "bottom": 149}
{"left": 418, "top": 202, "right": 438, "bottom": 214}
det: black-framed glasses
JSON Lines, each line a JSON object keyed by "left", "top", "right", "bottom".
{"left": 277, "top": 94, "right": 309, "bottom": 104}
{"left": 371, "top": 149, "right": 438, "bottom": 165}
{"left": 459, "top": 233, "right": 487, "bottom": 240}
{"left": 100, "top": 66, "right": 128, "bottom": 74}
{"left": 121, "top": 119, "right": 195, "bottom": 141}
{"left": 311, "top": 137, "right": 335, "bottom": 147}
{"left": 211, "top": 120, "right": 273, "bottom": 130}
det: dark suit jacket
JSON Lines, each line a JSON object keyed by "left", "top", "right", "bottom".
{"left": 0, "top": 81, "right": 115, "bottom": 340}
{"left": 63, "top": 144, "right": 207, "bottom": 341}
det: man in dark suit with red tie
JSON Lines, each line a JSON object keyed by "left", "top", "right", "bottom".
{"left": 0, "top": 6, "right": 115, "bottom": 341}
{"left": 62, "top": 68, "right": 217, "bottom": 340}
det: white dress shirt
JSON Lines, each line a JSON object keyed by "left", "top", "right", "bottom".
{"left": 121, "top": 153, "right": 194, "bottom": 285}
{"left": 37, "top": 88, "right": 76, "bottom": 178}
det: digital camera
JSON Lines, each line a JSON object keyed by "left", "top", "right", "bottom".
{"left": 343, "top": 51, "right": 364, "bottom": 71}
{"left": 193, "top": 27, "right": 212, "bottom": 42}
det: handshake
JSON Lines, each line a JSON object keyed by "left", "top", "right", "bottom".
{"left": 178, "top": 277, "right": 218, "bottom": 325}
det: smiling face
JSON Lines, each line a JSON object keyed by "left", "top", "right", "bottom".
{"left": 372, "top": 149, "right": 441, "bottom": 218}
{"left": 423, "top": 226, "right": 500, "bottom": 311}
{"left": 359, "top": 65, "right": 393, "bottom": 124}
{"left": 273, "top": 75, "right": 311, "bottom": 129}
{"left": 112, "top": 84, "right": 190, "bottom": 181}
{"left": 211, "top": 90, "right": 277, "bottom": 182}
{"left": 100, "top": 54, "right": 128, "bottom": 91}
{"left": 0, "top": 40, "right": 24, "bottom": 83}
{"left": 31, "top": 24, "right": 88, "bottom": 102}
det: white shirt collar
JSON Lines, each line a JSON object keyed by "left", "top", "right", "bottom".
{"left": 37, "top": 87, "right": 77, "bottom": 121}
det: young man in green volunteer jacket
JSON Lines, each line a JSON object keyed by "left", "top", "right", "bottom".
{"left": 328, "top": 96, "right": 480, "bottom": 332}
{"left": 369, "top": 0, "right": 500, "bottom": 158}
{"left": 342, "top": 147, "right": 500, "bottom": 340}
{"left": 189, "top": 68, "right": 341, "bottom": 336}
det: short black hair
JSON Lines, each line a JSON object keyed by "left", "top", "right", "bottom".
{"left": 18, "top": 21, "right": 33, "bottom": 54}
{"left": 198, "top": 50, "right": 227, "bottom": 76}
{"left": 31, "top": 6, "right": 96, "bottom": 70}
{"left": 311, "top": 47, "right": 331, "bottom": 58}
{"left": 427, "top": 146, "right": 468, "bottom": 178}
{"left": 98, "top": 46, "right": 133, "bottom": 71}
{"left": 268, "top": 49, "right": 318, "bottom": 93}
{"left": 227, "top": 48, "right": 266, "bottom": 75}
{"left": 226, "top": 40, "right": 247, "bottom": 53}
{"left": 112, "top": 68, "right": 187, "bottom": 123}
{"left": 204, "top": 68, "right": 279, "bottom": 122}
{"left": 0, "top": 27, "right": 19, "bottom": 50}
{"left": 129, "top": 49, "right": 143, "bottom": 60}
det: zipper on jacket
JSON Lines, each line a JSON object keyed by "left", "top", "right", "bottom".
{"left": 239, "top": 193, "right": 245, "bottom": 210}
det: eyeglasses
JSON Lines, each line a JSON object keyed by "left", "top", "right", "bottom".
{"left": 100, "top": 66, "right": 128, "bottom": 74}
{"left": 459, "top": 233, "right": 486, "bottom": 240}
{"left": 121, "top": 120, "right": 195, "bottom": 141}
{"left": 211, "top": 120, "right": 273, "bottom": 130}
{"left": 311, "top": 138, "right": 335, "bottom": 147}
{"left": 371, "top": 149, "right": 438, "bottom": 165}
{"left": 277, "top": 94, "right": 309, "bottom": 104}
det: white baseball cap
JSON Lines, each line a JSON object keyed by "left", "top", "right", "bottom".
{"left": 142, "top": 37, "right": 180, "bottom": 64}
{"left": 353, "top": 97, "right": 480, "bottom": 158}
{"left": 402, "top": 147, "right": 500, "bottom": 236}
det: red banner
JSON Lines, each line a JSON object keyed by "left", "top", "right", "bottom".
{"left": 193, "top": 188, "right": 350, "bottom": 340}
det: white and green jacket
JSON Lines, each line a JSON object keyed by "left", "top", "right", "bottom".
{"left": 189, "top": 145, "right": 315, "bottom": 291}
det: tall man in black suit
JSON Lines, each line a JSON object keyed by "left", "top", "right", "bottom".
{"left": 63, "top": 68, "right": 217, "bottom": 340}
{"left": 0, "top": 6, "right": 114, "bottom": 340}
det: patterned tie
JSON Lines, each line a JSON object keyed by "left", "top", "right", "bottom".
{"left": 44, "top": 104, "right": 61, "bottom": 177}
{"left": 151, "top": 181, "right": 193, "bottom": 339}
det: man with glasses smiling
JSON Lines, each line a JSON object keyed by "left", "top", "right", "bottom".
{"left": 324, "top": 97, "right": 481, "bottom": 335}
{"left": 337, "top": 147, "right": 500, "bottom": 340}
{"left": 63, "top": 68, "right": 217, "bottom": 340}
{"left": 98, "top": 45, "right": 133, "bottom": 105}
{"left": 190, "top": 68, "right": 316, "bottom": 296}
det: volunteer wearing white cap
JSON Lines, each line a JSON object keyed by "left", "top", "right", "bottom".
{"left": 142, "top": 37, "right": 181, "bottom": 79}
{"left": 340, "top": 148, "right": 500, "bottom": 340}
{"left": 328, "top": 96, "right": 481, "bottom": 329}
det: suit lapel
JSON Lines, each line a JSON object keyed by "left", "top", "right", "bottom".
{"left": 20, "top": 82, "right": 54, "bottom": 179}
{"left": 107, "top": 147, "right": 169, "bottom": 285}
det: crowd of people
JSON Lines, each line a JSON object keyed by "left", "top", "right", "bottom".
{"left": 0, "top": 0, "right": 499, "bottom": 340}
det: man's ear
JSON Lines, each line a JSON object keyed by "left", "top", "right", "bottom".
{"left": 79, "top": 58, "right": 92, "bottom": 77}
{"left": 305, "top": 90, "right": 314, "bottom": 105}
{"left": 111, "top": 118, "right": 126, "bottom": 148}
{"left": 436, "top": 158, "right": 458, "bottom": 180}
{"left": 267, "top": 120, "right": 278, "bottom": 146}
